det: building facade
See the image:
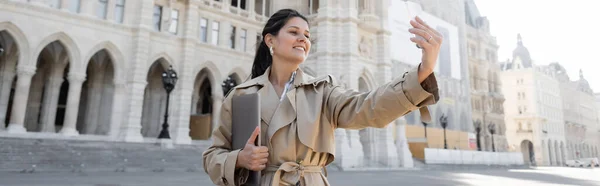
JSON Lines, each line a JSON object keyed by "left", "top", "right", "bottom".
{"left": 551, "top": 65, "right": 599, "bottom": 161}
{"left": 0, "top": 0, "right": 429, "bottom": 169}
{"left": 500, "top": 35, "right": 566, "bottom": 166}
{"left": 394, "top": 0, "right": 474, "bottom": 151}
{"left": 464, "top": 0, "right": 507, "bottom": 152}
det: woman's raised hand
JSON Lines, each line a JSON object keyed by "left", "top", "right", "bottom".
{"left": 409, "top": 16, "right": 443, "bottom": 77}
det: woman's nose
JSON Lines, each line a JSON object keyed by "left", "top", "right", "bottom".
{"left": 297, "top": 35, "right": 307, "bottom": 42}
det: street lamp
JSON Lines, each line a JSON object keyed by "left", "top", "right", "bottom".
{"left": 421, "top": 121, "right": 428, "bottom": 138}
{"left": 440, "top": 114, "right": 448, "bottom": 149}
{"left": 488, "top": 123, "right": 496, "bottom": 152}
{"left": 0, "top": 43, "right": 4, "bottom": 56}
{"left": 158, "top": 65, "right": 178, "bottom": 139}
{"left": 474, "top": 120, "right": 482, "bottom": 151}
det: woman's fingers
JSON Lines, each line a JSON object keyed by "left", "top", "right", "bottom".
{"left": 415, "top": 16, "right": 442, "bottom": 37}
{"left": 410, "top": 19, "right": 442, "bottom": 45}
{"left": 409, "top": 28, "right": 433, "bottom": 42}
{"left": 410, "top": 37, "right": 432, "bottom": 49}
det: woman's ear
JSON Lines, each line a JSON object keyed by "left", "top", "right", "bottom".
{"left": 265, "top": 33, "right": 275, "bottom": 48}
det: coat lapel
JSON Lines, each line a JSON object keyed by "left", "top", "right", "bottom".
{"left": 266, "top": 68, "right": 309, "bottom": 143}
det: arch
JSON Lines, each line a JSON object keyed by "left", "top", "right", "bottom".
{"left": 192, "top": 61, "right": 223, "bottom": 96}
{"left": 82, "top": 41, "right": 125, "bottom": 82}
{"left": 554, "top": 140, "right": 560, "bottom": 165}
{"left": 227, "top": 66, "right": 248, "bottom": 83}
{"left": 32, "top": 32, "right": 81, "bottom": 71}
{"left": 146, "top": 52, "right": 176, "bottom": 76}
{"left": 0, "top": 22, "right": 30, "bottom": 65}
{"left": 547, "top": 139, "right": 554, "bottom": 165}
{"left": 520, "top": 140, "right": 535, "bottom": 165}
{"left": 193, "top": 67, "right": 219, "bottom": 97}
{"left": 560, "top": 141, "right": 565, "bottom": 166}
{"left": 359, "top": 67, "right": 377, "bottom": 90}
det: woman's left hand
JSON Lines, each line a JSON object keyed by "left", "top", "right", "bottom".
{"left": 409, "top": 16, "right": 443, "bottom": 79}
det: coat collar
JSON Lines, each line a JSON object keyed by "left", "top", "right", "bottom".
{"left": 236, "top": 66, "right": 314, "bottom": 90}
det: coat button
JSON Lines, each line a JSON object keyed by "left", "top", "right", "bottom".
{"left": 222, "top": 177, "right": 229, "bottom": 185}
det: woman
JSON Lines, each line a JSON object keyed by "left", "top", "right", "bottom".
{"left": 203, "top": 9, "right": 441, "bottom": 186}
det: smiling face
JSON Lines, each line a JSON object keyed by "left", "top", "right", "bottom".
{"left": 267, "top": 17, "right": 311, "bottom": 65}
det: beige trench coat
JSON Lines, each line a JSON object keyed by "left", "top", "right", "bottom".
{"left": 202, "top": 65, "right": 439, "bottom": 186}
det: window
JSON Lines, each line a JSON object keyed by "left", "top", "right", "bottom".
{"left": 518, "top": 106, "right": 522, "bottom": 114}
{"left": 518, "top": 122, "right": 522, "bottom": 130}
{"left": 49, "top": 0, "right": 61, "bottom": 8}
{"left": 230, "top": 0, "right": 246, "bottom": 9}
{"left": 229, "top": 25, "right": 236, "bottom": 49}
{"left": 97, "top": 0, "right": 108, "bottom": 19}
{"left": 527, "top": 122, "right": 532, "bottom": 130}
{"left": 153, "top": 5, "right": 163, "bottom": 31}
{"left": 69, "top": 0, "right": 81, "bottom": 13}
{"left": 256, "top": 33, "right": 261, "bottom": 47}
{"left": 211, "top": 21, "right": 220, "bottom": 45}
{"left": 169, "top": 9, "right": 179, "bottom": 34}
{"left": 114, "top": 0, "right": 125, "bottom": 23}
{"left": 309, "top": 0, "right": 319, "bottom": 14}
{"left": 240, "top": 29, "right": 247, "bottom": 52}
{"left": 199, "top": 18, "right": 208, "bottom": 42}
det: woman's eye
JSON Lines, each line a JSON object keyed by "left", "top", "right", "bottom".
{"left": 305, "top": 35, "right": 310, "bottom": 39}
{"left": 290, "top": 31, "right": 297, "bottom": 35}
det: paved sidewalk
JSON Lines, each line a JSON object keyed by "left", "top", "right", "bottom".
{"left": 0, "top": 167, "right": 597, "bottom": 186}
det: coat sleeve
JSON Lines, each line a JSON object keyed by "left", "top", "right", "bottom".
{"left": 324, "top": 65, "right": 439, "bottom": 130}
{"left": 202, "top": 93, "right": 249, "bottom": 186}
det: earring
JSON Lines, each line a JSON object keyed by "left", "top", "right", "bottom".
{"left": 269, "top": 46, "right": 274, "bottom": 55}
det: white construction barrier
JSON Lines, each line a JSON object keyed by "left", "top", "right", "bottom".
{"left": 424, "top": 148, "right": 524, "bottom": 165}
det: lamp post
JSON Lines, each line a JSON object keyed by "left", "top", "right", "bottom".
{"left": 474, "top": 120, "right": 482, "bottom": 151}
{"left": 0, "top": 43, "right": 4, "bottom": 56}
{"left": 440, "top": 114, "right": 448, "bottom": 149}
{"left": 421, "top": 121, "right": 428, "bottom": 138}
{"left": 488, "top": 123, "right": 496, "bottom": 152}
{"left": 158, "top": 65, "right": 178, "bottom": 139}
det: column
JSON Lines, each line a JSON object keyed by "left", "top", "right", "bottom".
{"left": 84, "top": 73, "right": 105, "bottom": 134}
{"left": 119, "top": 0, "right": 153, "bottom": 142}
{"left": 346, "top": 129, "right": 364, "bottom": 167}
{"left": 248, "top": 0, "right": 255, "bottom": 17}
{"left": 395, "top": 118, "right": 414, "bottom": 168}
{"left": 59, "top": 73, "right": 86, "bottom": 136}
{"left": 333, "top": 128, "right": 355, "bottom": 169}
{"left": 190, "top": 94, "right": 199, "bottom": 114}
{"left": 261, "top": 0, "right": 265, "bottom": 16}
{"left": 211, "top": 94, "right": 223, "bottom": 130}
{"left": 6, "top": 66, "right": 36, "bottom": 133}
{"left": 108, "top": 82, "right": 125, "bottom": 138}
{"left": 377, "top": 125, "right": 399, "bottom": 167}
{"left": 0, "top": 71, "right": 15, "bottom": 131}
{"left": 38, "top": 76, "right": 63, "bottom": 133}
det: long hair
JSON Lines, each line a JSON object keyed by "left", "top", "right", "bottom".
{"left": 250, "top": 9, "right": 309, "bottom": 79}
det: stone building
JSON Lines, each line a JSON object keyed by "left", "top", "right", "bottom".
{"left": 500, "top": 35, "right": 567, "bottom": 166}
{"left": 549, "top": 63, "right": 599, "bottom": 161}
{"left": 395, "top": 0, "right": 473, "bottom": 151}
{"left": 0, "top": 0, "right": 430, "bottom": 169}
{"left": 464, "top": 0, "right": 507, "bottom": 152}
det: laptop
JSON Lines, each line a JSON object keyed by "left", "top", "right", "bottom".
{"left": 231, "top": 93, "right": 261, "bottom": 186}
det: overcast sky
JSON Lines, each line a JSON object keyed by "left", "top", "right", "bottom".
{"left": 473, "top": 0, "right": 600, "bottom": 92}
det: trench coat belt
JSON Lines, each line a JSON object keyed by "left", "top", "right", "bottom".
{"left": 266, "top": 162, "right": 325, "bottom": 186}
